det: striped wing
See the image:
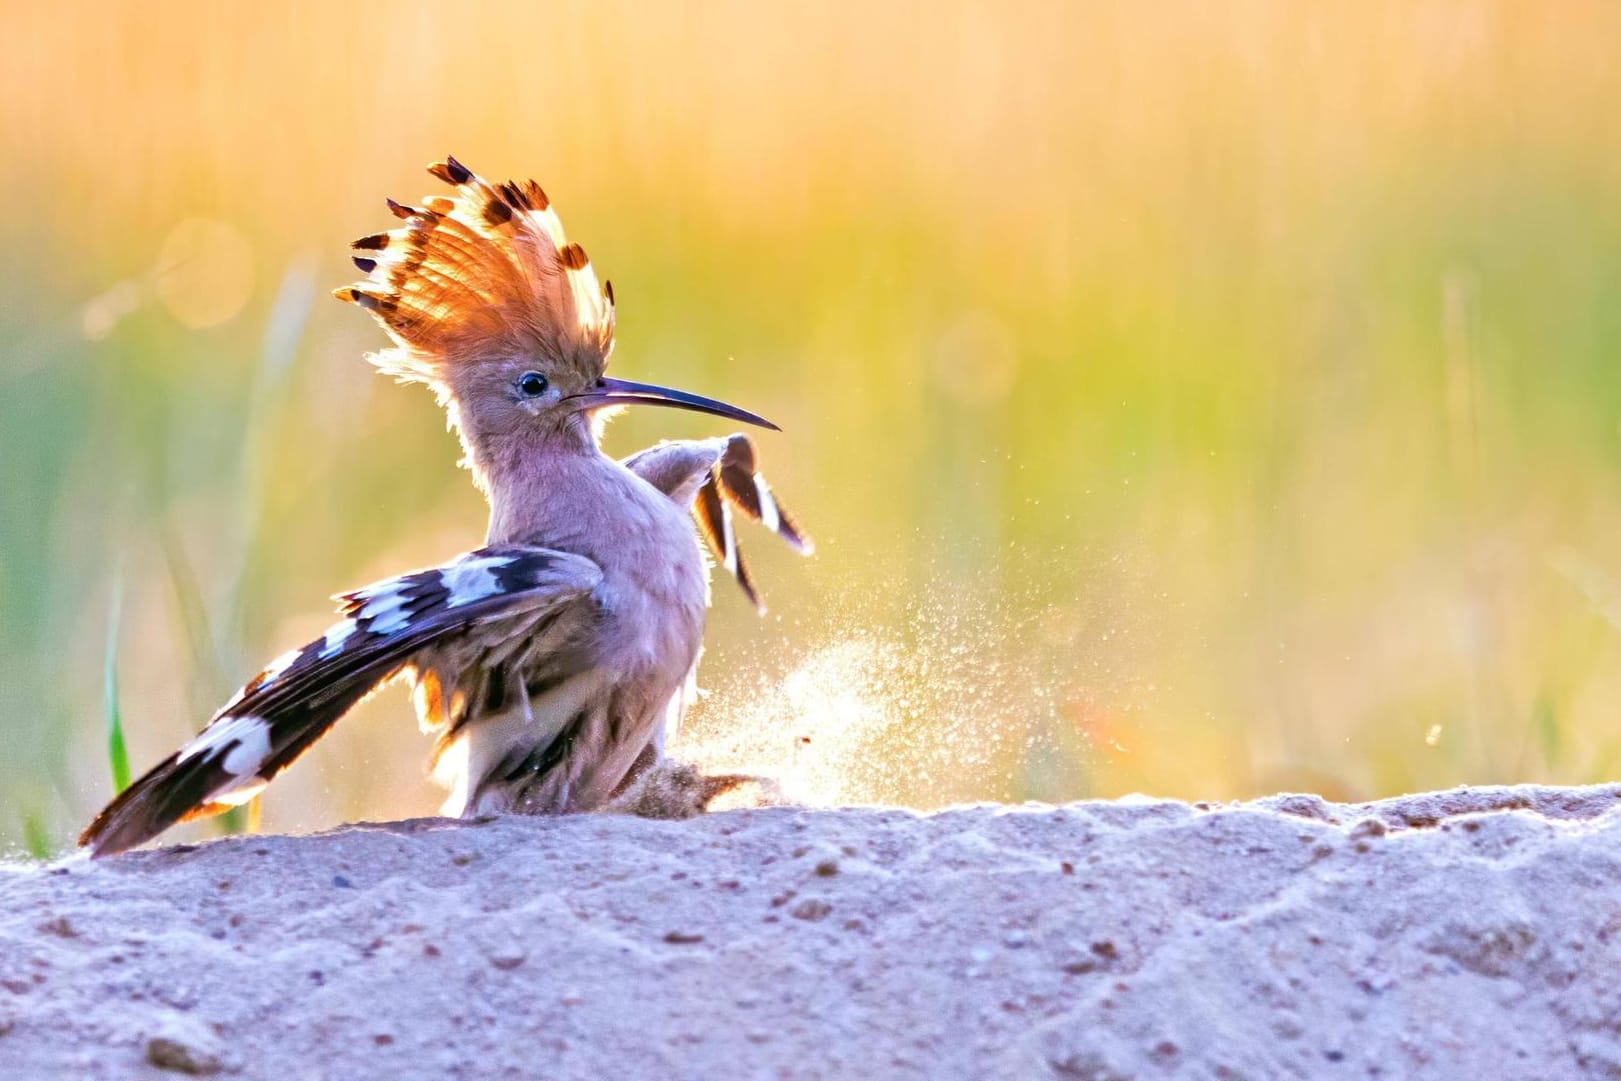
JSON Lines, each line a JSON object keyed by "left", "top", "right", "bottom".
{"left": 79, "top": 546, "right": 601, "bottom": 857}
{"left": 625, "top": 434, "right": 811, "bottom": 613}
{"left": 694, "top": 434, "right": 811, "bottom": 612}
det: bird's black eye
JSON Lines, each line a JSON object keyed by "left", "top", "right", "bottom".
{"left": 516, "top": 371, "right": 548, "bottom": 398}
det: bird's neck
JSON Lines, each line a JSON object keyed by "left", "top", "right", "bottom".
{"left": 478, "top": 429, "right": 636, "bottom": 548}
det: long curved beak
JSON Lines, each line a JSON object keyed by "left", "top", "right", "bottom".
{"left": 570, "top": 376, "right": 780, "bottom": 431}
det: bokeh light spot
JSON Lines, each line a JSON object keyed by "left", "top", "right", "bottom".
{"left": 154, "top": 219, "right": 255, "bottom": 329}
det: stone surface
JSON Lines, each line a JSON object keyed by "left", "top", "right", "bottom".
{"left": 1, "top": 785, "right": 1618, "bottom": 1080}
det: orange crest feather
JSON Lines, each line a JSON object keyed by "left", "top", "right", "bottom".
{"left": 335, "top": 156, "right": 615, "bottom": 387}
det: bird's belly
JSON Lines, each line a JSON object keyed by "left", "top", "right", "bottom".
{"left": 442, "top": 530, "right": 708, "bottom": 817}
{"left": 434, "top": 668, "right": 607, "bottom": 814}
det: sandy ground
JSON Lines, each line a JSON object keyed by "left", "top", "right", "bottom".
{"left": 1, "top": 784, "right": 1619, "bottom": 1080}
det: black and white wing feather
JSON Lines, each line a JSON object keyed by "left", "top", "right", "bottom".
{"left": 624, "top": 433, "right": 811, "bottom": 613}
{"left": 80, "top": 546, "right": 601, "bottom": 857}
{"left": 697, "top": 434, "right": 810, "bottom": 611}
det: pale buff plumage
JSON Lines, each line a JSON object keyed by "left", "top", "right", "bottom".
{"left": 81, "top": 158, "right": 808, "bottom": 856}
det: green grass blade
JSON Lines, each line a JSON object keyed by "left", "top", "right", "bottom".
{"left": 103, "top": 569, "right": 130, "bottom": 793}
{"left": 22, "top": 812, "right": 51, "bottom": 861}
{"left": 1534, "top": 695, "right": 1561, "bottom": 768}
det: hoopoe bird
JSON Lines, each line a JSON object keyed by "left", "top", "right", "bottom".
{"left": 80, "top": 157, "right": 810, "bottom": 857}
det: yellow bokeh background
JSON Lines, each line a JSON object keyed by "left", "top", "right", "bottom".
{"left": 4, "top": 2, "right": 1621, "bottom": 851}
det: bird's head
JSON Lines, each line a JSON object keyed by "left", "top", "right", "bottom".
{"left": 336, "top": 157, "right": 774, "bottom": 485}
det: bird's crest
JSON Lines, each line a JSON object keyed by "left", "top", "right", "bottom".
{"left": 335, "top": 156, "right": 615, "bottom": 388}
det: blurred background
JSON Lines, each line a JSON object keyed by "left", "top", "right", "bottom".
{"left": 4, "top": 1, "right": 1621, "bottom": 853}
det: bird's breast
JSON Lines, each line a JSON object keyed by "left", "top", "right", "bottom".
{"left": 491, "top": 451, "right": 709, "bottom": 698}
{"left": 591, "top": 488, "right": 708, "bottom": 675}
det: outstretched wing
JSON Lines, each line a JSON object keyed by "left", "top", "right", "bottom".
{"left": 79, "top": 546, "right": 601, "bottom": 857}
{"left": 624, "top": 433, "right": 811, "bottom": 613}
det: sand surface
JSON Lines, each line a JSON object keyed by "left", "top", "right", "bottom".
{"left": 1, "top": 784, "right": 1619, "bottom": 1080}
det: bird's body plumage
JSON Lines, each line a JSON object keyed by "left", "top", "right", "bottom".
{"left": 80, "top": 158, "right": 808, "bottom": 857}
{"left": 439, "top": 446, "right": 710, "bottom": 817}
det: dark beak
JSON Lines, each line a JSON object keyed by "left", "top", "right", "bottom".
{"left": 570, "top": 376, "right": 780, "bottom": 431}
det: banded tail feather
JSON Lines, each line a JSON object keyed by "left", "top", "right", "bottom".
{"left": 79, "top": 547, "right": 601, "bottom": 857}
